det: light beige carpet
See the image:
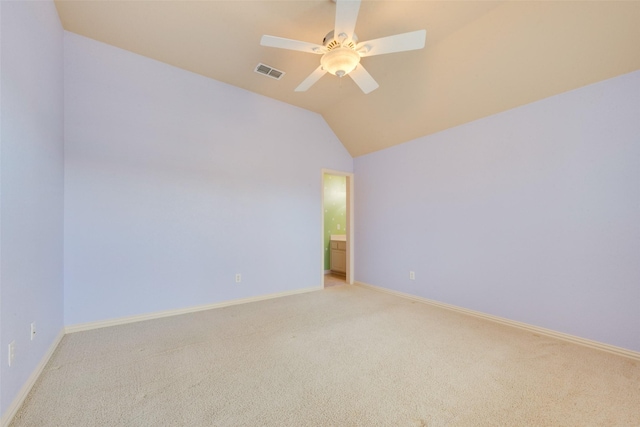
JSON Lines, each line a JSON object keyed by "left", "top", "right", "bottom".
{"left": 11, "top": 285, "right": 640, "bottom": 426}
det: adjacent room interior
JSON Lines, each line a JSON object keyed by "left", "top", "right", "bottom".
{"left": 1, "top": 0, "right": 639, "bottom": 425}
{"left": 323, "top": 172, "right": 351, "bottom": 288}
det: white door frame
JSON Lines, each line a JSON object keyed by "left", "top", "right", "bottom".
{"left": 321, "top": 169, "right": 354, "bottom": 285}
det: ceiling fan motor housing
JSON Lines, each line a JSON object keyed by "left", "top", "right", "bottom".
{"left": 322, "top": 30, "right": 358, "bottom": 50}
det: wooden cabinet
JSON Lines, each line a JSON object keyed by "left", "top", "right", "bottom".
{"left": 330, "top": 240, "right": 347, "bottom": 274}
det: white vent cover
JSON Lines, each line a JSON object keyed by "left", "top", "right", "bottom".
{"left": 255, "top": 63, "right": 285, "bottom": 80}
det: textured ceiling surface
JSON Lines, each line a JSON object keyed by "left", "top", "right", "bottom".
{"left": 55, "top": 0, "right": 640, "bottom": 157}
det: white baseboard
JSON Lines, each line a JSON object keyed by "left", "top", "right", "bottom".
{"left": 324, "top": 270, "right": 331, "bottom": 275}
{"left": 1, "top": 328, "right": 65, "bottom": 427}
{"left": 65, "top": 286, "right": 323, "bottom": 334}
{"left": 354, "top": 281, "right": 640, "bottom": 361}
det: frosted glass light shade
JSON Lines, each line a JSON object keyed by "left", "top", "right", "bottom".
{"left": 320, "top": 47, "right": 361, "bottom": 77}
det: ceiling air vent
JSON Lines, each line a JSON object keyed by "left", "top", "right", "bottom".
{"left": 255, "top": 63, "right": 285, "bottom": 80}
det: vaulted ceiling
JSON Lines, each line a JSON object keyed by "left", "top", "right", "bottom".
{"left": 55, "top": 0, "right": 640, "bottom": 157}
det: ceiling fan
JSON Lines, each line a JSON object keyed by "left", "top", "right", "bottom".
{"left": 260, "top": 0, "right": 426, "bottom": 94}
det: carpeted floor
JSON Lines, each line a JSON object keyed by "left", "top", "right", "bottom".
{"left": 10, "top": 285, "right": 640, "bottom": 426}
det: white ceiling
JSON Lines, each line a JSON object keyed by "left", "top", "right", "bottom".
{"left": 55, "top": 0, "right": 640, "bottom": 157}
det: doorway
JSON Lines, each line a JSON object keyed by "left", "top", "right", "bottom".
{"left": 321, "top": 169, "right": 354, "bottom": 287}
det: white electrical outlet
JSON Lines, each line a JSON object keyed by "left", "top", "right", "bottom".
{"left": 31, "top": 322, "right": 36, "bottom": 341}
{"left": 235, "top": 273, "right": 241, "bottom": 283}
{"left": 8, "top": 341, "right": 15, "bottom": 367}
{"left": 409, "top": 271, "right": 415, "bottom": 280}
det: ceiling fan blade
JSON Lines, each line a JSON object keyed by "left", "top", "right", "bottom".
{"left": 295, "top": 66, "right": 328, "bottom": 92}
{"left": 357, "top": 29, "right": 426, "bottom": 57}
{"left": 335, "top": 0, "right": 361, "bottom": 41}
{"left": 349, "top": 64, "right": 379, "bottom": 94}
{"left": 261, "top": 35, "right": 325, "bottom": 54}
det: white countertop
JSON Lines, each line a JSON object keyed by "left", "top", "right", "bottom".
{"left": 330, "top": 235, "right": 346, "bottom": 242}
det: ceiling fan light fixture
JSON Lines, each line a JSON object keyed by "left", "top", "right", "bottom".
{"left": 320, "top": 46, "right": 360, "bottom": 77}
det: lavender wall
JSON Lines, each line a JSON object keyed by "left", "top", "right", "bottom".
{"left": 354, "top": 71, "right": 640, "bottom": 352}
{"left": 63, "top": 32, "right": 352, "bottom": 326}
{"left": 0, "top": 0, "right": 65, "bottom": 417}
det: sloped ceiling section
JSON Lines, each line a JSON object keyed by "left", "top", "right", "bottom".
{"left": 55, "top": 0, "right": 640, "bottom": 157}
